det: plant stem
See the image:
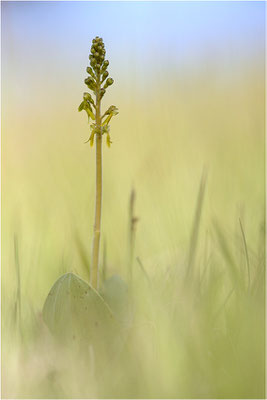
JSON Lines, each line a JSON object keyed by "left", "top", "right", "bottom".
{"left": 91, "top": 77, "right": 102, "bottom": 290}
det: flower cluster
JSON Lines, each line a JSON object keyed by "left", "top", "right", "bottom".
{"left": 78, "top": 36, "right": 118, "bottom": 147}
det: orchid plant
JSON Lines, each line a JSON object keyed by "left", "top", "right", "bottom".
{"left": 78, "top": 36, "right": 118, "bottom": 289}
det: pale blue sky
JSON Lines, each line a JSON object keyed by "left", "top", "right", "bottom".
{"left": 2, "top": 1, "right": 264, "bottom": 66}
{"left": 2, "top": 1, "right": 265, "bottom": 105}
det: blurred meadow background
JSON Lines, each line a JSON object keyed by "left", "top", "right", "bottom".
{"left": 2, "top": 1, "right": 265, "bottom": 398}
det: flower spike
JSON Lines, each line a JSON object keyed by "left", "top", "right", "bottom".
{"left": 79, "top": 37, "right": 118, "bottom": 149}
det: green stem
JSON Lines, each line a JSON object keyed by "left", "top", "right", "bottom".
{"left": 91, "top": 76, "right": 102, "bottom": 290}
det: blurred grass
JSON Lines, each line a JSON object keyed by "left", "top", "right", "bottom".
{"left": 2, "top": 61, "right": 265, "bottom": 398}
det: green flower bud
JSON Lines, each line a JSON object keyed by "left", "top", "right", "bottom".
{"left": 86, "top": 66, "right": 96, "bottom": 79}
{"left": 83, "top": 92, "right": 92, "bottom": 102}
{"left": 101, "top": 60, "right": 109, "bottom": 73}
{"left": 88, "top": 37, "right": 107, "bottom": 74}
{"left": 83, "top": 92, "right": 90, "bottom": 100}
{"left": 103, "top": 78, "right": 114, "bottom": 89}
{"left": 101, "top": 70, "right": 109, "bottom": 83}
{"left": 85, "top": 77, "right": 96, "bottom": 90}
{"left": 100, "top": 88, "right": 106, "bottom": 99}
{"left": 85, "top": 76, "right": 94, "bottom": 85}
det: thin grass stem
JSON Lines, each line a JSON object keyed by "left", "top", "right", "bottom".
{"left": 239, "top": 218, "right": 251, "bottom": 290}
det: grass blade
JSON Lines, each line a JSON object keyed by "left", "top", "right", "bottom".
{"left": 136, "top": 257, "right": 151, "bottom": 284}
{"left": 239, "top": 218, "right": 251, "bottom": 290}
{"left": 185, "top": 168, "right": 207, "bottom": 281}
{"left": 14, "top": 234, "right": 22, "bottom": 333}
{"left": 213, "top": 220, "right": 241, "bottom": 289}
{"left": 128, "top": 188, "right": 138, "bottom": 282}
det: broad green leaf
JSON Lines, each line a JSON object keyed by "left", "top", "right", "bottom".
{"left": 42, "top": 272, "right": 116, "bottom": 347}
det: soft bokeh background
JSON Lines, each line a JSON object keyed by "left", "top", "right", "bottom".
{"left": 2, "top": 1, "right": 265, "bottom": 398}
